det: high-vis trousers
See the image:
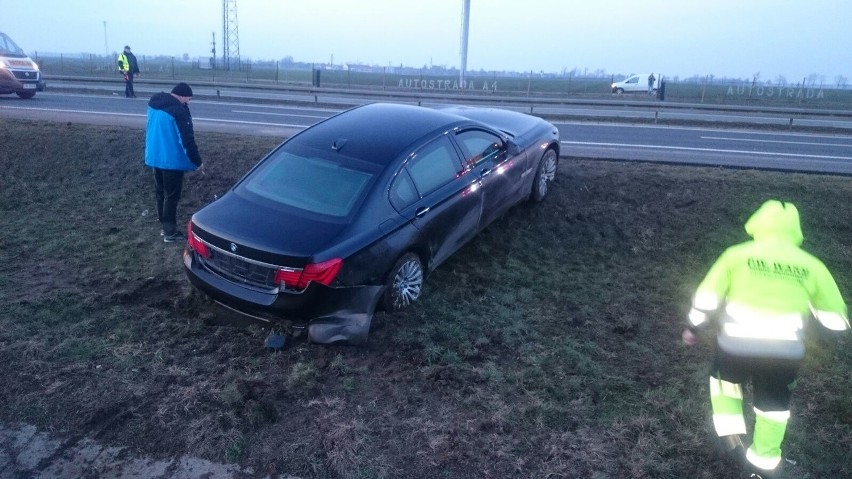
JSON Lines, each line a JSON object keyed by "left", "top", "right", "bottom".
{"left": 709, "top": 350, "right": 800, "bottom": 472}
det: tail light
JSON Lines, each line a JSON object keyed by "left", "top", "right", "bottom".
{"left": 274, "top": 258, "right": 343, "bottom": 290}
{"left": 186, "top": 221, "right": 210, "bottom": 259}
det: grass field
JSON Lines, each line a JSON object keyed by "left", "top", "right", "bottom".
{"left": 0, "top": 118, "right": 849, "bottom": 478}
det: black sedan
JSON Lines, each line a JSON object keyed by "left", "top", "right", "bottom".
{"left": 183, "top": 103, "right": 559, "bottom": 344}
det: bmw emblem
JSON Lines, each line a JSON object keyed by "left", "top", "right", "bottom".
{"left": 230, "top": 243, "right": 238, "bottom": 253}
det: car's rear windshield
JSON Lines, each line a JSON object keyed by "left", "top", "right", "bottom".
{"left": 238, "top": 144, "right": 377, "bottom": 218}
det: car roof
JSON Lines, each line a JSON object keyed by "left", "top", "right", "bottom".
{"left": 290, "top": 103, "right": 469, "bottom": 166}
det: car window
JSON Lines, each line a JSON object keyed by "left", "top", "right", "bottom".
{"left": 0, "top": 34, "right": 25, "bottom": 56}
{"left": 389, "top": 170, "right": 418, "bottom": 211}
{"left": 406, "top": 137, "right": 460, "bottom": 197}
{"left": 455, "top": 130, "right": 503, "bottom": 168}
{"left": 240, "top": 146, "right": 375, "bottom": 218}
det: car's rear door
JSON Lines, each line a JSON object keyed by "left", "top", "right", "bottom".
{"left": 390, "top": 134, "right": 483, "bottom": 270}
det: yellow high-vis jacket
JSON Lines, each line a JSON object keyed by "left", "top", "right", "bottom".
{"left": 689, "top": 200, "right": 848, "bottom": 359}
{"left": 117, "top": 52, "right": 129, "bottom": 73}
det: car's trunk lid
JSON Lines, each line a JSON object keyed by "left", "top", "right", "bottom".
{"left": 190, "top": 191, "right": 347, "bottom": 268}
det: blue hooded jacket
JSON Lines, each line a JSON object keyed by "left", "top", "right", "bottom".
{"left": 145, "top": 92, "right": 202, "bottom": 171}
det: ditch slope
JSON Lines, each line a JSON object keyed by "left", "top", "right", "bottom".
{"left": 1, "top": 119, "right": 850, "bottom": 478}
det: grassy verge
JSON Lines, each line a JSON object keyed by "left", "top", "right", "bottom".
{"left": 0, "top": 118, "right": 849, "bottom": 477}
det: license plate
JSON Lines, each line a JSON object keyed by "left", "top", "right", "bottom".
{"left": 23, "top": 83, "right": 36, "bottom": 90}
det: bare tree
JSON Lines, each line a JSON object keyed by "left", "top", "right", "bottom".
{"left": 835, "top": 75, "right": 848, "bottom": 89}
{"left": 807, "top": 73, "right": 819, "bottom": 87}
{"left": 775, "top": 75, "right": 787, "bottom": 87}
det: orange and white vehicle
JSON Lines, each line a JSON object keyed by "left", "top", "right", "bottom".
{"left": 0, "top": 32, "right": 45, "bottom": 99}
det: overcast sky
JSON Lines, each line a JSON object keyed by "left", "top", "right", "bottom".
{"left": 3, "top": 0, "right": 848, "bottom": 83}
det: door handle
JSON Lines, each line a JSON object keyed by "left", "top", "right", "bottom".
{"left": 415, "top": 206, "right": 430, "bottom": 217}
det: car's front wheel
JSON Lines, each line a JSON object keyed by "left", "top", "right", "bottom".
{"left": 382, "top": 253, "right": 423, "bottom": 312}
{"left": 530, "top": 148, "right": 558, "bottom": 202}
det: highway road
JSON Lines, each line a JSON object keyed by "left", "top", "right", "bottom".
{"left": 2, "top": 91, "right": 852, "bottom": 175}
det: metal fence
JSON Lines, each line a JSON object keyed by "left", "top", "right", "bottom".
{"left": 34, "top": 53, "right": 852, "bottom": 110}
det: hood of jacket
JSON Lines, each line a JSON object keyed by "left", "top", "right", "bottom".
{"left": 744, "top": 199, "right": 803, "bottom": 246}
{"left": 148, "top": 91, "right": 180, "bottom": 111}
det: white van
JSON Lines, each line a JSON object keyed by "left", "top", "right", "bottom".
{"left": 0, "top": 32, "right": 45, "bottom": 99}
{"left": 611, "top": 73, "right": 658, "bottom": 95}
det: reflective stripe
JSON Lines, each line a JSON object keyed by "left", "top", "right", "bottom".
{"left": 754, "top": 408, "right": 791, "bottom": 421}
{"left": 746, "top": 448, "right": 781, "bottom": 470}
{"left": 813, "top": 309, "right": 850, "bottom": 331}
{"left": 712, "top": 413, "right": 747, "bottom": 436}
{"left": 693, "top": 291, "right": 720, "bottom": 311}
{"left": 726, "top": 302, "right": 803, "bottom": 326}
{"left": 709, "top": 377, "right": 743, "bottom": 399}
{"left": 723, "top": 303, "right": 803, "bottom": 340}
{"left": 723, "top": 323, "right": 799, "bottom": 340}
{"left": 688, "top": 308, "right": 707, "bottom": 327}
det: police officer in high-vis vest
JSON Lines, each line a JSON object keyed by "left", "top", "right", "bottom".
{"left": 682, "top": 200, "right": 848, "bottom": 478}
{"left": 117, "top": 45, "right": 140, "bottom": 98}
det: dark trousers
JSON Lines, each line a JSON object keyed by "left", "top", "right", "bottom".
{"left": 124, "top": 72, "right": 135, "bottom": 97}
{"left": 153, "top": 168, "right": 185, "bottom": 235}
{"left": 711, "top": 348, "right": 800, "bottom": 411}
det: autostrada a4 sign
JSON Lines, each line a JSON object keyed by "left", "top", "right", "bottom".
{"left": 727, "top": 84, "right": 825, "bottom": 100}
{"left": 398, "top": 78, "right": 498, "bottom": 92}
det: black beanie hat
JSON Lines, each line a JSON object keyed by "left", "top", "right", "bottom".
{"left": 171, "top": 82, "right": 193, "bottom": 97}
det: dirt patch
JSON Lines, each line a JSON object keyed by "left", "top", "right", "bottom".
{"left": 0, "top": 422, "right": 283, "bottom": 478}
{"left": 0, "top": 118, "right": 850, "bottom": 478}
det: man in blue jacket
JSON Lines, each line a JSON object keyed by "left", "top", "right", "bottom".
{"left": 145, "top": 82, "right": 203, "bottom": 242}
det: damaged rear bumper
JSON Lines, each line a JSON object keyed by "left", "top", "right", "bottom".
{"left": 184, "top": 253, "right": 385, "bottom": 344}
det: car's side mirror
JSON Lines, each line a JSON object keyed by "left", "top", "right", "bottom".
{"left": 506, "top": 140, "right": 521, "bottom": 156}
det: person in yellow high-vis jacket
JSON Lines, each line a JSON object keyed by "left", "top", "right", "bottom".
{"left": 117, "top": 45, "right": 140, "bottom": 98}
{"left": 682, "top": 199, "right": 848, "bottom": 478}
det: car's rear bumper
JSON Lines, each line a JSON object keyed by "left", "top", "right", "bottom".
{"left": 183, "top": 249, "right": 384, "bottom": 343}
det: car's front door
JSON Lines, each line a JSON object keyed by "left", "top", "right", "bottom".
{"left": 453, "top": 128, "right": 522, "bottom": 229}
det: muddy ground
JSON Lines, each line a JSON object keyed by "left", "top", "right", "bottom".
{"left": 1, "top": 118, "right": 850, "bottom": 478}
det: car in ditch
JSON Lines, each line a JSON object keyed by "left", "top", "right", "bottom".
{"left": 183, "top": 102, "right": 560, "bottom": 344}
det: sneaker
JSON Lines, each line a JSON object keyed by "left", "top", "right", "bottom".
{"left": 163, "top": 231, "right": 185, "bottom": 243}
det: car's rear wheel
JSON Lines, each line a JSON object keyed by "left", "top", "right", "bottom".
{"left": 16, "top": 91, "right": 35, "bottom": 99}
{"left": 530, "top": 148, "right": 558, "bottom": 202}
{"left": 382, "top": 253, "right": 423, "bottom": 312}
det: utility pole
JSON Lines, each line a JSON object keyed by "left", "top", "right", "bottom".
{"left": 460, "top": 0, "right": 470, "bottom": 87}
{"left": 210, "top": 32, "right": 217, "bottom": 70}
{"left": 223, "top": 0, "right": 241, "bottom": 71}
{"left": 103, "top": 21, "right": 109, "bottom": 57}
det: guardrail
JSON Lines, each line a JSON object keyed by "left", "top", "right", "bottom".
{"left": 44, "top": 74, "right": 852, "bottom": 131}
